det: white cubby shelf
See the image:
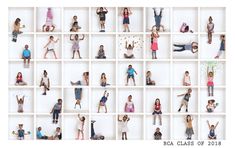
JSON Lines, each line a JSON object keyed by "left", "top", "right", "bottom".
{"left": 8, "top": 7, "right": 226, "bottom": 140}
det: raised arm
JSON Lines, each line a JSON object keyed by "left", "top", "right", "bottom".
{"left": 96, "top": 8, "right": 99, "bottom": 14}
{"left": 215, "top": 121, "right": 219, "bottom": 129}
{"left": 104, "top": 7, "right": 108, "bottom": 13}
{"left": 125, "top": 41, "right": 128, "bottom": 49}
{"left": 54, "top": 38, "right": 59, "bottom": 43}
{"left": 177, "top": 93, "right": 185, "bottom": 97}
{"left": 80, "top": 34, "right": 85, "bottom": 40}
{"left": 117, "top": 115, "right": 122, "bottom": 122}
{"left": 69, "top": 34, "right": 73, "bottom": 41}
{"left": 127, "top": 116, "right": 130, "bottom": 122}
{"left": 207, "top": 120, "right": 210, "bottom": 129}
{"left": 22, "top": 96, "right": 25, "bottom": 103}
{"left": 16, "top": 95, "right": 19, "bottom": 102}
{"left": 128, "top": 8, "right": 132, "bottom": 15}
{"left": 132, "top": 41, "right": 135, "bottom": 48}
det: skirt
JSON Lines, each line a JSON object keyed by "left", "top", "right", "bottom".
{"left": 185, "top": 128, "right": 194, "bottom": 135}
{"left": 151, "top": 42, "right": 158, "bottom": 51}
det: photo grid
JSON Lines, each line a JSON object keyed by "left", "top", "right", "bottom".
{"left": 8, "top": 7, "right": 226, "bottom": 140}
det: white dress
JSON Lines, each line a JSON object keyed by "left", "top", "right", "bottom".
{"left": 120, "top": 121, "right": 128, "bottom": 133}
{"left": 42, "top": 76, "right": 49, "bottom": 86}
{"left": 77, "top": 119, "right": 84, "bottom": 131}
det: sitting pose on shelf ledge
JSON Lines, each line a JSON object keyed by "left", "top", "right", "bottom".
{"left": 70, "top": 15, "right": 81, "bottom": 32}
{"left": 154, "top": 127, "right": 162, "bottom": 140}
{"left": 146, "top": 71, "right": 156, "bottom": 85}
{"left": 215, "top": 34, "right": 225, "bottom": 59}
{"left": 43, "top": 35, "right": 59, "bottom": 59}
{"left": 52, "top": 127, "right": 62, "bottom": 140}
{"left": 124, "top": 41, "right": 135, "bottom": 58}
{"left": 22, "top": 44, "right": 31, "bottom": 68}
{"left": 15, "top": 72, "right": 27, "bottom": 86}
{"left": 39, "top": 70, "right": 50, "bottom": 95}
{"left": 126, "top": 65, "right": 137, "bottom": 86}
{"left": 152, "top": 8, "right": 165, "bottom": 32}
{"left": 97, "top": 90, "right": 109, "bottom": 113}
{"left": 95, "top": 45, "right": 106, "bottom": 59}
{"left": 16, "top": 95, "right": 24, "bottom": 113}
{"left": 70, "top": 71, "right": 89, "bottom": 86}
{"left": 121, "top": 7, "right": 132, "bottom": 32}
{"left": 173, "top": 42, "right": 198, "bottom": 53}
{"left": 177, "top": 88, "right": 192, "bottom": 112}
{"left": 50, "top": 99, "right": 62, "bottom": 124}
{"left": 12, "top": 18, "right": 25, "bottom": 42}
{"left": 207, "top": 120, "right": 219, "bottom": 140}
{"left": 206, "top": 99, "right": 218, "bottom": 113}
{"left": 152, "top": 98, "right": 162, "bottom": 125}
{"left": 150, "top": 27, "right": 160, "bottom": 59}
{"left": 90, "top": 120, "right": 105, "bottom": 140}
{"left": 96, "top": 7, "right": 108, "bottom": 32}
{"left": 12, "top": 124, "right": 30, "bottom": 140}
{"left": 124, "top": 95, "right": 135, "bottom": 113}
{"left": 183, "top": 71, "right": 191, "bottom": 86}
{"left": 42, "top": 7, "right": 55, "bottom": 32}
{"left": 118, "top": 115, "right": 130, "bottom": 140}
{"left": 76, "top": 114, "right": 85, "bottom": 140}
{"left": 37, "top": 127, "right": 51, "bottom": 140}
{"left": 185, "top": 115, "right": 194, "bottom": 140}
{"left": 100, "top": 73, "right": 110, "bottom": 87}
{"left": 74, "top": 83, "right": 82, "bottom": 109}
{"left": 207, "top": 16, "right": 214, "bottom": 44}
{"left": 207, "top": 66, "right": 214, "bottom": 97}
{"left": 70, "top": 34, "right": 84, "bottom": 59}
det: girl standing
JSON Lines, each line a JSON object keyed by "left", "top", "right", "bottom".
{"left": 118, "top": 115, "right": 130, "bottom": 140}
{"left": 77, "top": 114, "right": 85, "bottom": 140}
{"left": 152, "top": 98, "right": 162, "bottom": 125}
{"left": 39, "top": 70, "right": 50, "bottom": 95}
{"left": 151, "top": 27, "right": 160, "bottom": 59}
{"left": 70, "top": 34, "right": 85, "bottom": 59}
{"left": 207, "top": 16, "right": 214, "bottom": 44}
{"left": 124, "top": 95, "right": 135, "bottom": 113}
{"left": 183, "top": 71, "right": 191, "bottom": 86}
{"left": 207, "top": 66, "right": 214, "bottom": 96}
{"left": 185, "top": 115, "right": 194, "bottom": 140}
{"left": 122, "top": 7, "right": 132, "bottom": 32}
{"left": 43, "top": 36, "right": 59, "bottom": 59}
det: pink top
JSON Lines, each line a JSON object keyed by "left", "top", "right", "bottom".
{"left": 207, "top": 76, "right": 214, "bottom": 86}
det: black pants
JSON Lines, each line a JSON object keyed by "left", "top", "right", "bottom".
{"left": 53, "top": 110, "right": 60, "bottom": 120}
{"left": 91, "top": 123, "right": 95, "bottom": 138}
